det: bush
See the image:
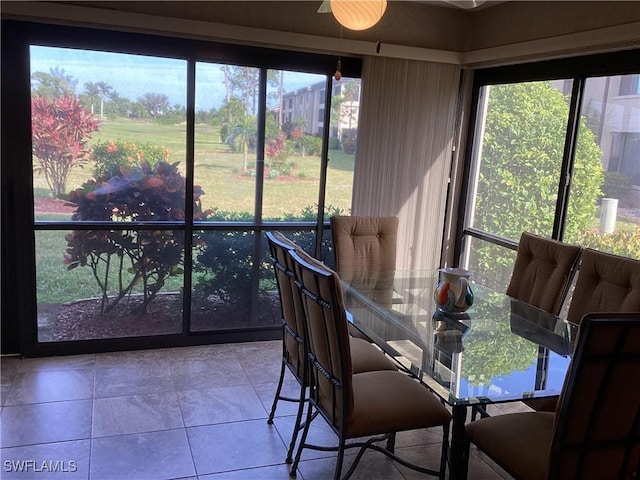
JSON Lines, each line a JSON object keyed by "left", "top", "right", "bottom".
{"left": 92, "top": 139, "right": 169, "bottom": 182}
{"left": 192, "top": 211, "right": 255, "bottom": 304}
{"left": 577, "top": 227, "right": 640, "bottom": 260}
{"left": 342, "top": 138, "right": 357, "bottom": 154}
{"left": 65, "top": 158, "right": 209, "bottom": 314}
{"left": 32, "top": 94, "right": 100, "bottom": 197}
{"left": 193, "top": 205, "right": 343, "bottom": 303}
{"left": 297, "top": 134, "right": 322, "bottom": 157}
{"left": 328, "top": 137, "right": 342, "bottom": 150}
{"left": 265, "top": 133, "right": 295, "bottom": 176}
{"left": 469, "top": 81, "right": 603, "bottom": 279}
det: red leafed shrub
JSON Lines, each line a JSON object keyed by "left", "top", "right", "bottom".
{"left": 64, "top": 160, "right": 210, "bottom": 314}
{"left": 32, "top": 95, "right": 100, "bottom": 197}
{"left": 265, "top": 133, "right": 294, "bottom": 176}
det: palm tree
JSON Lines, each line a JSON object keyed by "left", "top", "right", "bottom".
{"left": 95, "top": 81, "right": 114, "bottom": 119}
{"left": 84, "top": 81, "right": 100, "bottom": 114}
{"left": 225, "top": 115, "right": 256, "bottom": 173}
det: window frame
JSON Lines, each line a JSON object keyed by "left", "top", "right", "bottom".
{"left": 1, "top": 20, "right": 362, "bottom": 356}
{"left": 454, "top": 49, "right": 640, "bottom": 265}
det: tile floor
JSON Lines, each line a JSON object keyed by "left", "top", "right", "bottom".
{"left": 0, "top": 340, "right": 516, "bottom": 480}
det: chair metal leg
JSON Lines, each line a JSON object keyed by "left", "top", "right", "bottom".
{"left": 267, "top": 357, "right": 287, "bottom": 424}
{"left": 289, "top": 395, "right": 314, "bottom": 477}
{"left": 470, "top": 405, "right": 489, "bottom": 421}
{"left": 334, "top": 437, "right": 347, "bottom": 480}
{"left": 286, "top": 382, "right": 307, "bottom": 463}
{"left": 385, "top": 432, "right": 396, "bottom": 454}
{"left": 439, "top": 424, "right": 450, "bottom": 480}
{"left": 461, "top": 436, "right": 471, "bottom": 480}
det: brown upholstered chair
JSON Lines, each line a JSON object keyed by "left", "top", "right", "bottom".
{"left": 330, "top": 215, "right": 399, "bottom": 272}
{"left": 331, "top": 215, "right": 399, "bottom": 340}
{"left": 506, "top": 231, "right": 582, "bottom": 316}
{"left": 464, "top": 312, "right": 640, "bottom": 480}
{"left": 566, "top": 248, "right": 640, "bottom": 325}
{"left": 525, "top": 247, "right": 640, "bottom": 413}
{"left": 265, "top": 232, "right": 397, "bottom": 463}
{"left": 288, "top": 247, "right": 452, "bottom": 480}
{"left": 504, "top": 232, "right": 582, "bottom": 414}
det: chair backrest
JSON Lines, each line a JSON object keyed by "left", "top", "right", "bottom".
{"left": 566, "top": 248, "right": 640, "bottom": 325}
{"left": 506, "top": 231, "right": 582, "bottom": 315}
{"left": 549, "top": 312, "right": 640, "bottom": 479}
{"left": 330, "top": 215, "right": 399, "bottom": 272}
{"left": 289, "top": 248, "right": 354, "bottom": 432}
{"left": 266, "top": 231, "right": 305, "bottom": 378}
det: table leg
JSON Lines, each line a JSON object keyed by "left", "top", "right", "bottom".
{"left": 449, "top": 405, "right": 468, "bottom": 480}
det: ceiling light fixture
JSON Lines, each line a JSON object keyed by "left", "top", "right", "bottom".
{"left": 329, "top": 0, "right": 387, "bottom": 31}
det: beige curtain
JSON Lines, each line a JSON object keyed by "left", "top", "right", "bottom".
{"left": 352, "top": 56, "right": 461, "bottom": 270}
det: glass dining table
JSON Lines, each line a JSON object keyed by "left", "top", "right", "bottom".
{"left": 340, "top": 270, "right": 578, "bottom": 480}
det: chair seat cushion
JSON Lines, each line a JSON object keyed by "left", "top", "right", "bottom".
{"left": 349, "top": 337, "right": 397, "bottom": 373}
{"left": 346, "top": 370, "right": 451, "bottom": 438}
{"left": 465, "top": 411, "right": 555, "bottom": 480}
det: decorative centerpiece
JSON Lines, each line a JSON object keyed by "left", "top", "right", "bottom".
{"left": 434, "top": 267, "right": 474, "bottom": 313}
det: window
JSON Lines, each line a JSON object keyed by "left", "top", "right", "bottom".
{"left": 609, "top": 133, "right": 640, "bottom": 183}
{"left": 564, "top": 74, "right": 640, "bottom": 252}
{"left": 2, "top": 21, "right": 362, "bottom": 353}
{"left": 31, "top": 46, "right": 188, "bottom": 342}
{"left": 619, "top": 74, "right": 640, "bottom": 96}
{"left": 457, "top": 51, "right": 640, "bottom": 292}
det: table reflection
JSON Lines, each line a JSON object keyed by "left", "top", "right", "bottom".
{"left": 341, "top": 269, "right": 577, "bottom": 405}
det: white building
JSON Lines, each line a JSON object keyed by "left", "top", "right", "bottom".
{"left": 279, "top": 79, "right": 361, "bottom": 140}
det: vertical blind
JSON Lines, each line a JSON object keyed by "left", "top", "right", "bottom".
{"left": 354, "top": 56, "right": 461, "bottom": 269}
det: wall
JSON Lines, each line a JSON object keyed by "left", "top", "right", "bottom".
{"left": 3, "top": 1, "right": 638, "bottom": 65}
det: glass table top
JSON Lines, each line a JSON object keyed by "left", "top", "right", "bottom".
{"left": 340, "top": 270, "right": 578, "bottom": 407}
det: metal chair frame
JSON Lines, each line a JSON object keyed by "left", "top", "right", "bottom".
{"left": 265, "top": 231, "right": 309, "bottom": 463}
{"left": 464, "top": 312, "right": 640, "bottom": 479}
{"left": 289, "top": 249, "right": 450, "bottom": 480}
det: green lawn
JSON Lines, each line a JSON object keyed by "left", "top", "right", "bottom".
{"left": 34, "top": 117, "right": 354, "bottom": 217}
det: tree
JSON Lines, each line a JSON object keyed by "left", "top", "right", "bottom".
{"left": 138, "top": 93, "right": 169, "bottom": 118}
{"left": 224, "top": 66, "right": 260, "bottom": 114}
{"left": 83, "top": 81, "right": 101, "bottom": 115}
{"left": 331, "top": 79, "right": 360, "bottom": 142}
{"left": 469, "top": 82, "right": 603, "bottom": 284}
{"left": 221, "top": 66, "right": 280, "bottom": 115}
{"left": 31, "top": 67, "right": 77, "bottom": 99}
{"left": 31, "top": 95, "right": 100, "bottom": 197}
{"left": 105, "top": 92, "right": 133, "bottom": 118}
{"left": 224, "top": 114, "right": 257, "bottom": 173}
{"left": 95, "top": 81, "right": 115, "bottom": 119}
{"left": 217, "top": 97, "right": 247, "bottom": 144}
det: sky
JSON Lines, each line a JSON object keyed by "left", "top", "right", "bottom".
{"left": 30, "top": 45, "right": 324, "bottom": 111}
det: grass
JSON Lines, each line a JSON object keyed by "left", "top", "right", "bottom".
{"left": 34, "top": 117, "right": 354, "bottom": 217}
{"left": 35, "top": 227, "right": 185, "bottom": 304}
{"left": 35, "top": 231, "right": 103, "bottom": 303}
{"left": 33, "top": 117, "right": 354, "bottom": 303}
